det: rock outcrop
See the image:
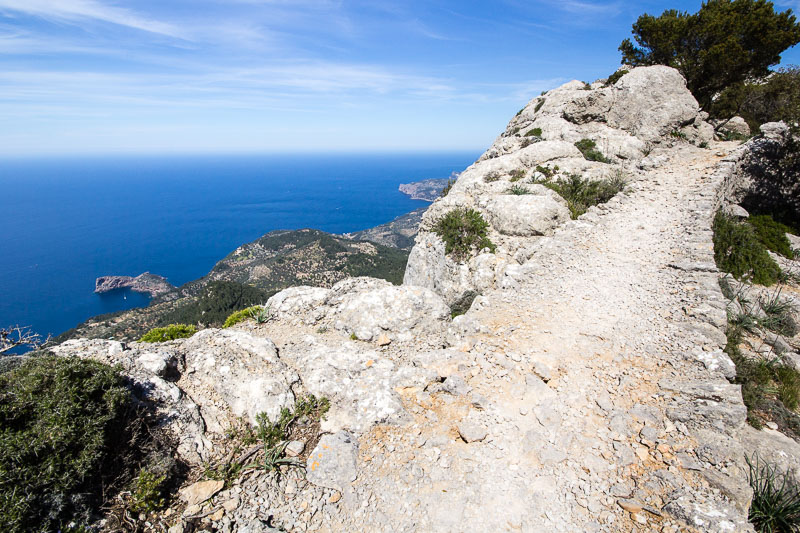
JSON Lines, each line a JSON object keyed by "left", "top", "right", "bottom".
{"left": 47, "top": 65, "right": 780, "bottom": 532}
{"left": 94, "top": 272, "right": 174, "bottom": 297}
{"left": 398, "top": 177, "right": 454, "bottom": 201}
{"left": 404, "top": 65, "right": 714, "bottom": 307}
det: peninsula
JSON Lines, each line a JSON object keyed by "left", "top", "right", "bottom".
{"left": 94, "top": 272, "right": 174, "bottom": 298}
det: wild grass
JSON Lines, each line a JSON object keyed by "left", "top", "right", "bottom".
{"left": 506, "top": 184, "right": 531, "bottom": 195}
{"left": 747, "top": 454, "right": 800, "bottom": 532}
{"left": 724, "top": 285, "right": 800, "bottom": 430}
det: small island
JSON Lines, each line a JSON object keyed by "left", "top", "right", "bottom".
{"left": 94, "top": 272, "right": 174, "bottom": 298}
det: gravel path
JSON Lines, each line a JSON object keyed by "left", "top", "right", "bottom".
{"left": 316, "top": 144, "right": 753, "bottom": 532}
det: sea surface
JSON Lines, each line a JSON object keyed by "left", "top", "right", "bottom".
{"left": 0, "top": 152, "right": 479, "bottom": 341}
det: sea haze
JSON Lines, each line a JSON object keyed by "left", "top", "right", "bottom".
{"left": 0, "top": 152, "right": 479, "bottom": 340}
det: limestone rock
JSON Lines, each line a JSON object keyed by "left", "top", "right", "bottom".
{"left": 484, "top": 193, "right": 570, "bottom": 237}
{"left": 718, "top": 116, "right": 750, "bottom": 137}
{"left": 327, "top": 280, "right": 450, "bottom": 342}
{"left": 180, "top": 479, "right": 224, "bottom": 506}
{"left": 306, "top": 431, "right": 358, "bottom": 491}
{"left": 457, "top": 422, "right": 487, "bottom": 443}
{"left": 180, "top": 328, "right": 299, "bottom": 429}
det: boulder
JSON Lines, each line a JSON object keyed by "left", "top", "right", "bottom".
{"left": 267, "top": 286, "right": 330, "bottom": 322}
{"left": 484, "top": 193, "right": 570, "bottom": 237}
{"left": 327, "top": 282, "right": 450, "bottom": 342}
{"left": 282, "top": 338, "right": 437, "bottom": 433}
{"left": 306, "top": 431, "right": 359, "bottom": 491}
{"left": 180, "top": 329, "right": 299, "bottom": 429}
{"left": 718, "top": 117, "right": 750, "bottom": 137}
{"left": 605, "top": 66, "right": 700, "bottom": 141}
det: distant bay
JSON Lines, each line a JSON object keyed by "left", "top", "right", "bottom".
{"left": 0, "top": 152, "right": 479, "bottom": 340}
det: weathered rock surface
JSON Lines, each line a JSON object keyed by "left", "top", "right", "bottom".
{"left": 306, "top": 431, "right": 359, "bottom": 492}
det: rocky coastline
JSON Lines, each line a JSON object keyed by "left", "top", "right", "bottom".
{"left": 94, "top": 272, "right": 174, "bottom": 298}
{"left": 398, "top": 176, "right": 454, "bottom": 201}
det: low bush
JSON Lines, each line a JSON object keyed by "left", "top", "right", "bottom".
{"left": 432, "top": 208, "right": 496, "bottom": 262}
{"left": 747, "top": 454, "right": 800, "bottom": 532}
{"left": 130, "top": 469, "right": 167, "bottom": 513}
{"left": 713, "top": 213, "right": 781, "bottom": 286}
{"left": 749, "top": 214, "right": 796, "bottom": 259}
{"left": 483, "top": 171, "right": 501, "bottom": 183}
{"left": 540, "top": 173, "right": 626, "bottom": 219}
{"left": 0, "top": 356, "right": 134, "bottom": 531}
{"left": 574, "top": 139, "right": 611, "bottom": 163}
{"left": 139, "top": 323, "right": 197, "bottom": 343}
{"left": 223, "top": 306, "right": 262, "bottom": 328}
{"left": 534, "top": 99, "right": 545, "bottom": 112}
{"left": 525, "top": 127, "right": 542, "bottom": 137}
{"left": 604, "top": 69, "right": 629, "bottom": 86}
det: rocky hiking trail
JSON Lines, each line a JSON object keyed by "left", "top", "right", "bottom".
{"left": 48, "top": 67, "right": 774, "bottom": 532}
{"left": 310, "top": 145, "right": 751, "bottom": 532}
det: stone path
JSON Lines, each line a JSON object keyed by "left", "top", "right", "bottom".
{"left": 316, "top": 145, "right": 752, "bottom": 532}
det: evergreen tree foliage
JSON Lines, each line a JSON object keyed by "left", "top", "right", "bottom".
{"left": 620, "top": 0, "right": 800, "bottom": 109}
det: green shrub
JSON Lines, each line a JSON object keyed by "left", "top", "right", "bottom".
{"left": 450, "top": 290, "right": 478, "bottom": 319}
{"left": 747, "top": 454, "right": 800, "bottom": 532}
{"left": 223, "top": 306, "right": 262, "bottom": 328}
{"left": 525, "top": 127, "right": 542, "bottom": 137}
{"left": 604, "top": 69, "right": 629, "bottom": 86}
{"left": 749, "top": 214, "right": 796, "bottom": 258}
{"left": 534, "top": 99, "right": 545, "bottom": 112}
{"left": 0, "top": 356, "right": 132, "bottom": 532}
{"left": 713, "top": 213, "right": 781, "bottom": 286}
{"left": 139, "top": 323, "right": 197, "bottom": 343}
{"left": 130, "top": 469, "right": 167, "bottom": 513}
{"left": 620, "top": 0, "right": 800, "bottom": 110}
{"left": 432, "top": 208, "right": 496, "bottom": 262}
{"left": 542, "top": 173, "right": 626, "bottom": 219}
{"left": 574, "top": 139, "right": 610, "bottom": 163}
{"left": 535, "top": 165, "right": 555, "bottom": 179}
{"left": 670, "top": 130, "right": 687, "bottom": 140}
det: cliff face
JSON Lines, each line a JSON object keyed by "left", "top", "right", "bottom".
{"left": 47, "top": 66, "right": 777, "bottom": 532}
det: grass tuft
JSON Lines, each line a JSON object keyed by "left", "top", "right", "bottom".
{"left": 747, "top": 454, "right": 800, "bottom": 532}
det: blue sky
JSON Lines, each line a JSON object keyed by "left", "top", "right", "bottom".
{"left": 1, "top": 0, "right": 799, "bottom": 155}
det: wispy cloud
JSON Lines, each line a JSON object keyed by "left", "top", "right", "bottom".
{"left": 0, "top": 0, "right": 185, "bottom": 38}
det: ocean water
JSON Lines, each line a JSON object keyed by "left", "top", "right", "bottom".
{"left": 0, "top": 152, "right": 479, "bottom": 341}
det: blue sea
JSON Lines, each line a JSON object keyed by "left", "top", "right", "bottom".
{"left": 0, "top": 152, "right": 479, "bottom": 341}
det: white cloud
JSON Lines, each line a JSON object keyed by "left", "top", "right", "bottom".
{"left": 0, "top": 0, "right": 184, "bottom": 38}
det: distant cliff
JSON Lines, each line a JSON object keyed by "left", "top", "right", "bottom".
{"left": 398, "top": 176, "right": 454, "bottom": 201}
